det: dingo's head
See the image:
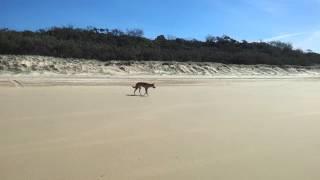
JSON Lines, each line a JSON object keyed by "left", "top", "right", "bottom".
{"left": 152, "top": 83, "right": 156, "bottom": 88}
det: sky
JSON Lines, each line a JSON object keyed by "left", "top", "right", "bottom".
{"left": 1, "top": 0, "right": 320, "bottom": 52}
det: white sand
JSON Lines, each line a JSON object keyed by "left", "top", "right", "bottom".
{"left": 2, "top": 55, "right": 320, "bottom": 77}
{"left": 1, "top": 78, "right": 320, "bottom": 180}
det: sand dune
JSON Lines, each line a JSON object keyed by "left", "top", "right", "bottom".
{"left": 1, "top": 78, "right": 320, "bottom": 180}
{"left": 2, "top": 55, "right": 320, "bottom": 78}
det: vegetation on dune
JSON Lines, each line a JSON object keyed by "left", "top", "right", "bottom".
{"left": 0, "top": 26, "right": 319, "bottom": 65}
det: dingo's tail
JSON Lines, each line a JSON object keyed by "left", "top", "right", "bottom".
{"left": 132, "top": 85, "right": 136, "bottom": 88}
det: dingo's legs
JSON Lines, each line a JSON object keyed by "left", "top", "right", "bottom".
{"left": 139, "top": 87, "right": 142, "bottom": 95}
{"left": 134, "top": 87, "right": 138, "bottom": 95}
{"left": 145, "top": 87, "right": 149, "bottom": 95}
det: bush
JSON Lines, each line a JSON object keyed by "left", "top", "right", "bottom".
{"left": 0, "top": 27, "right": 319, "bottom": 65}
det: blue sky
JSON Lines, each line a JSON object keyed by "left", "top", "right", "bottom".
{"left": 1, "top": 0, "right": 320, "bottom": 52}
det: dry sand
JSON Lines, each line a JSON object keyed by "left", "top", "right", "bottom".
{"left": 1, "top": 78, "right": 320, "bottom": 180}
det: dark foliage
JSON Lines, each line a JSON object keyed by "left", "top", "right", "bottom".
{"left": 1, "top": 27, "right": 320, "bottom": 65}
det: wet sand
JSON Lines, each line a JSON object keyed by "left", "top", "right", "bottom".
{"left": 1, "top": 79, "right": 320, "bottom": 180}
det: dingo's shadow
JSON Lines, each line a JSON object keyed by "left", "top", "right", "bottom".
{"left": 126, "top": 94, "right": 148, "bottom": 97}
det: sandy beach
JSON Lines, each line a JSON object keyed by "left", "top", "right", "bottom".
{"left": 1, "top": 78, "right": 320, "bottom": 180}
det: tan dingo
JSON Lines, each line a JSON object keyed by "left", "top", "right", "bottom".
{"left": 132, "top": 82, "right": 156, "bottom": 95}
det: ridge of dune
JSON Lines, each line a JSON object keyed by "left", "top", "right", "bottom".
{"left": 1, "top": 55, "right": 320, "bottom": 78}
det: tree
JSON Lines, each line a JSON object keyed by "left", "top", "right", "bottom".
{"left": 111, "top": 29, "right": 124, "bottom": 36}
{"left": 166, "top": 35, "right": 176, "bottom": 40}
{"left": 206, "top": 35, "right": 217, "bottom": 43}
{"left": 126, "top": 29, "right": 144, "bottom": 37}
{"left": 155, "top": 35, "right": 166, "bottom": 41}
{"left": 269, "top": 41, "right": 293, "bottom": 50}
{"left": 307, "top": 49, "right": 313, "bottom": 53}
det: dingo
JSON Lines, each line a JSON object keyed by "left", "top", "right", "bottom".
{"left": 132, "top": 82, "right": 156, "bottom": 95}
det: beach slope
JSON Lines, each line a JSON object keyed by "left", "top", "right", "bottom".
{"left": 1, "top": 79, "right": 320, "bottom": 180}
